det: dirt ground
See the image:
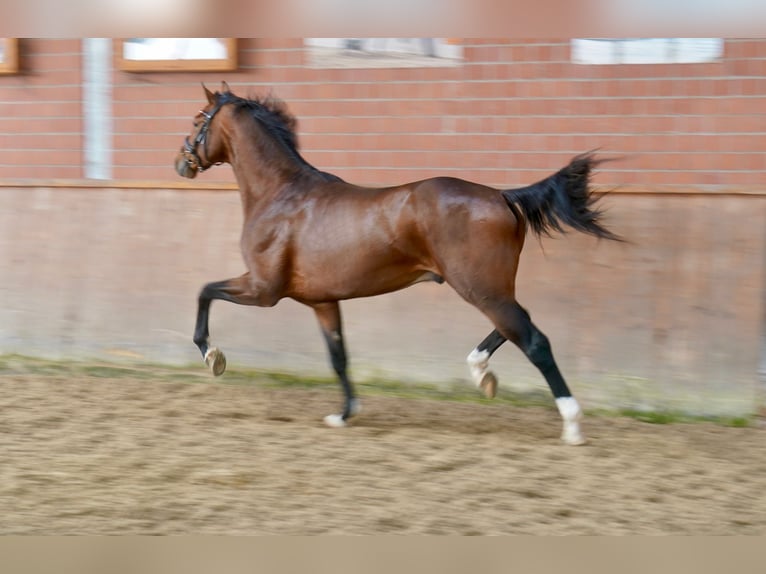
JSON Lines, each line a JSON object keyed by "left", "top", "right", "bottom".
{"left": 1, "top": 359, "right": 764, "bottom": 535}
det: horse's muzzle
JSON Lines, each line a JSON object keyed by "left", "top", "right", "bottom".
{"left": 175, "top": 153, "right": 198, "bottom": 179}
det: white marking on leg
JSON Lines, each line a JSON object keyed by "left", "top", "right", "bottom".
{"left": 467, "top": 348, "right": 498, "bottom": 398}
{"left": 466, "top": 348, "right": 490, "bottom": 387}
{"left": 323, "top": 414, "right": 347, "bottom": 428}
{"left": 556, "top": 396, "right": 587, "bottom": 446}
{"left": 323, "top": 399, "right": 361, "bottom": 428}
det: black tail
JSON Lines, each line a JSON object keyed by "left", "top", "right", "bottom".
{"left": 502, "top": 153, "right": 623, "bottom": 242}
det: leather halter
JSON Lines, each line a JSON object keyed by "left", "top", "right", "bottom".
{"left": 182, "top": 100, "right": 225, "bottom": 172}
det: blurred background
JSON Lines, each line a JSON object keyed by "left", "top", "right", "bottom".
{"left": 0, "top": 38, "right": 764, "bottom": 417}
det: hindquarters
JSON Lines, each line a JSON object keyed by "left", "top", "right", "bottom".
{"left": 412, "top": 177, "right": 526, "bottom": 306}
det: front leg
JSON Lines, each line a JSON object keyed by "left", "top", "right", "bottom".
{"left": 311, "top": 301, "right": 360, "bottom": 427}
{"left": 193, "top": 273, "right": 276, "bottom": 376}
{"left": 193, "top": 283, "right": 225, "bottom": 375}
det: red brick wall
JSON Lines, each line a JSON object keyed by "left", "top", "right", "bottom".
{"left": 1, "top": 38, "right": 765, "bottom": 187}
{"left": 0, "top": 39, "right": 83, "bottom": 179}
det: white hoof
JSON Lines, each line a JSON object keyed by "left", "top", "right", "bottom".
{"left": 323, "top": 414, "right": 347, "bottom": 428}
{"left": 204, "top": 347, "right": 227, "bottom": 376}
{"left": 561, "top": 423, "right": 587, "bottom": 446}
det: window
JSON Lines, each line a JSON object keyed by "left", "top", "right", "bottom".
{"left": 572, "top": 38, "right": 723, "bottom": 65}
{"left": 117, "top": 38, "right": 237, "bottom": 72}
{"left": 0, "top": 38, "right": 19, "bottom": 74}
{"left": 305, "top": 38, "right": 462, "bottom": 68}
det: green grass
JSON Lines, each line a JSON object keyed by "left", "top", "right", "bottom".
{"left": 618, "top": 409, "right": 683, "bottom": 425}
{"left": 617, "top": 407, "right": 753, "bottom": 428}
{"left": 0, "top": 354, "right": 757, "bottom": 428}
{"left": 239, "top": 367, "right": 555, "bottom": 409}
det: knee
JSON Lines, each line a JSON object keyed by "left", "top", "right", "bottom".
{"left": 199, "top": 282, "right": 220, "bottom": 302}
{"left": 525, "top": 331, "right": 552, "bottom": 365}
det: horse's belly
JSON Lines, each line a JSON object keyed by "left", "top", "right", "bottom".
{"left": 290, "top": 258, "right": 438, "bottom": 301}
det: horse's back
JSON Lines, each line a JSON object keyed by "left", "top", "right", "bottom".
{"left": 343, "top": 175, "right": 525, "bottom": 259}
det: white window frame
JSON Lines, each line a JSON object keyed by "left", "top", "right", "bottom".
{"left": 572, "top": 38, "right": 723, "bottom": 65}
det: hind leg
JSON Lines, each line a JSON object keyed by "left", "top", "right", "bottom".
{"left": 467, "top": 330, "right": 507, "bottom": 398}
{"left": 486, "top": 301, "right": 586, "bottom": 445}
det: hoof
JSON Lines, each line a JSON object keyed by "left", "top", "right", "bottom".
{"left": 323, "top": 414, "right": 347, "bottom": 428}
{"left": 479, "top": 371, "right": 498, "bottom": 399}
{"left": 561, "top": 424, "right": 587, "bottom": 446}
{"left": 204, "top": 347, "right": 227, "bottom": 376}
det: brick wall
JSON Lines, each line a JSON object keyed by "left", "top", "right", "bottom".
{"left": 1, "top": 38, "right": 765, "bottom": 187}
{"left": 0, "top": 39, "right": 83, "bottom": 179}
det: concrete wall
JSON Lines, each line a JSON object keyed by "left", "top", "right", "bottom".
{"left": 1, "top": 185, "right": 763, "bottom": 417}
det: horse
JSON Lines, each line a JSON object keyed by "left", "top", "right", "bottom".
{"left": 175, "top": 82, "right": 622, "bottom": 445}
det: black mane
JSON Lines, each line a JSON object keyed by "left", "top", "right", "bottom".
{"left": 220, "top": 92, "right": 299, "bottom": 149}
{"left": 216, "top": 91, "right": 342, "bottom": 182}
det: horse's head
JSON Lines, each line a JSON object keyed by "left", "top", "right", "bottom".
{"left": 175, "top": 81, "right": 232, "bottom": 179}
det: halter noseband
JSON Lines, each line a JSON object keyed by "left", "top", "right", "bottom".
{"left": 183, "top": 100, "right": 225, "bottom": 173}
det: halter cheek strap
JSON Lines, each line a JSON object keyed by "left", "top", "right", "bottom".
{"left": 183, "top": 102, "right": 225, "bottom": 172}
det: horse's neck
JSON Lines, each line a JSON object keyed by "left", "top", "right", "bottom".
{"left": 227, "top": 124, "right": 305, "bottom": 216}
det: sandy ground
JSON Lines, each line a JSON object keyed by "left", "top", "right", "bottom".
{"left": 0, "top": 360, "right": 764, "bottom": 535}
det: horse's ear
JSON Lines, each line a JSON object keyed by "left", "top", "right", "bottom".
{"left": 221, "top": 81, "right": 231, "bottom": 94}
{"left": 202, "top": 83, "right": 215, "bottom": 104}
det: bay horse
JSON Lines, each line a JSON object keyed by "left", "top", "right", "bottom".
{"left": 175, "top": 82, "right": 622, "bottom": 445}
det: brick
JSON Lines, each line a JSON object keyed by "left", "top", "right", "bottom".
{"left": 1, "top": 38, "right": 766, "bottom": 186}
